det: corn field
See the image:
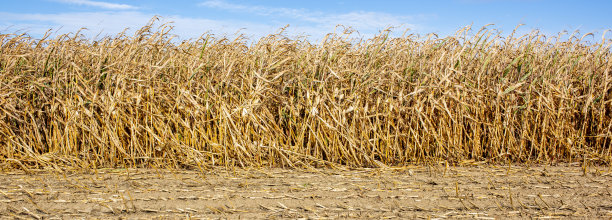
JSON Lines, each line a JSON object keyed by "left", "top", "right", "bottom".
{"left": 0, "top": 21, "right": 610, "bottom": 171}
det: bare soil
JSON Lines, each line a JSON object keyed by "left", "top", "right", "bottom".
{"left": 1, "top": 164, "right": 611, "bottom": 219}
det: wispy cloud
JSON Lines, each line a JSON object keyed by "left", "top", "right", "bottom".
{"left": 199, "top": 0, "right": 419, "bottom": 38}
{"left": 55, "top": 0, "right": 138, "bottom": 10}
{"left": 0, "top": 11, "right": 277, "bottom": 40}
{"left": 0, "top": 1, "right": 425, "bottom": 42}
{"left": 1, "top": 11, "right": 149, "bottom": 34}
{"left": 200, "top": 0, "right": 308, "bottom": 18}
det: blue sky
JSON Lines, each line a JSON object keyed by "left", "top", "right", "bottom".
{"left": 1, "top": 0, "right": 611, "bottom": 42}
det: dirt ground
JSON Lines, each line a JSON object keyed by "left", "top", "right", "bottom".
{"left": 1, "top": 164, "right": 611, "bottom": 219}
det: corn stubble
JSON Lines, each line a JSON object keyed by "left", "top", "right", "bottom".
{"left": 0, "top": 21, "right": 610, "bottom": 171}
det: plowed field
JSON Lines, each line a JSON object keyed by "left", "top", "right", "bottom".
{"left": 1, "top": 165, "right": 611, "bottom": 219}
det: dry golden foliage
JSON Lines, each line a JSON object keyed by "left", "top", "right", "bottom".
{"left": 0, "top": 20, "right": 610, "bottom": 171}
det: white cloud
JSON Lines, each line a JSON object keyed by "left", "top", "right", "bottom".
{"left": 55, "top": 0, "right": 138, "bottom": 10}
{"left": 0, "top": 11, "right": 279, "bottom": 40}
{"left": 1, "top": 11, "right": 149, "bottom": 35}
{"left": 0, "top": 1, "right": 425, "bottom": 42}
{"left": 200, "top": 0, "right": 308, "bottom": 18}
{"left": 199, "top": 0, "right": 418, "bottom": 38}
